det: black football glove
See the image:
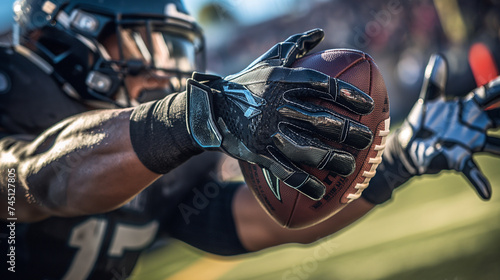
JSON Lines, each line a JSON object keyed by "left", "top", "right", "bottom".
{"left": 363, "top": 54, "right": 500, "bottom": 204}
{"left": 186, "top": 29, "right": 375, "bottom": 200}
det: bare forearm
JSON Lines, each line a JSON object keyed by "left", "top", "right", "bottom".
{"left": 233, "top": 186, "right": 375, "bottom": 251}
{"left": 44, "top": 109, "right": 160, "bottom": 215}
{"left": 0, "top": 109, "right": 159, "bottom": 221}
{"left": 0, "top": 91, "right": 203, "bottom": 222}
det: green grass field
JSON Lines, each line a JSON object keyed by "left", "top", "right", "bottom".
{"left": 130, "top": 154, "right": 500, "bottom": 280}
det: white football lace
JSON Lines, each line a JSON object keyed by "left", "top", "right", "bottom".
{"left": 347, "top": 118, "right": 390, "bottom": 202}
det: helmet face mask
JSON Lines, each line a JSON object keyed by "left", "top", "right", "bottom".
{"left": 14, "top": 0, "right": 205, "bottom": 107}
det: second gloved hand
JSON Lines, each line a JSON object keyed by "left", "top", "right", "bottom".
{"left": 363, "top": 53, "right": 500, "bottom": 204}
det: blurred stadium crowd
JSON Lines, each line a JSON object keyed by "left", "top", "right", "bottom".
{"left": 199, "top": 0, "right": 500, "bottom": 121}
{"left": 1, "top": 0, "right": 499, "bottom": 120}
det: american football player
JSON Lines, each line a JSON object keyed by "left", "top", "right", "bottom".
{"left": 0, "top": 0, "right": 498, "bottom": 279}
{"left": 0, "top": 0, "right": 374, "bottom": 278}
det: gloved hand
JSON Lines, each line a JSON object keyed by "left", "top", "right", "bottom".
{"left": 363, "top": 53, "right": 500, "bottom": 204}
{"left": 186, "top": 29, "right": 375, "bottom": 200}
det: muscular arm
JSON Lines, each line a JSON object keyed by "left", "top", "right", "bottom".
{"left": 0, "top": 108, "right": 160, "bottom": 222}
{"left": 233, "top": 185, "right": 374, "bottom": 251}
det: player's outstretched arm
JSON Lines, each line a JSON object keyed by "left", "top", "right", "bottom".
{"left": 0, "top": 29, "right": 374, "bottom": 222}
{"left": 0, "top": 108, "right": 163, "bottom": 222}
{"left": 233, "top": 185, "right": 375, "bottom": 251}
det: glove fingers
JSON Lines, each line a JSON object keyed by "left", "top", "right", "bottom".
{"left": 462, "top": 158, "right": 492, "bottom": 200}
{"left": 487, "top": 108, "right": 500, "bottom": 128}
{"left": 217, "top": 125, "right": 326, "bottom": 200}
{"left": 284, "top": 172, "right": 326, "bottom": 201}
{"left": 420, "top": 54, "right": 447, "bottom": 102}
{"left": 482, "top": 136, "right": 500, "bottom": 155}
{"left": 273, "top": 127, "right": 356, "bottom": 176}
{"left": 473, "top": 76, "right": 500, "bottom": 110}
{"left": 263, "top": 146, "right": 326, "bottom": 200}
{"left": 271, "top": 67, "right": 374, "bottom": 115}
{"left": 282, "top": 28, "right": 325, "bottom": 66}
{"left": 330, "top": 79, "right": 374, "bottom": 115}
{"left": 232, "top": 29, "right": 325, "bottom": 74}
{"left": 278, "top": 105, "right": 373, "bottom": 150}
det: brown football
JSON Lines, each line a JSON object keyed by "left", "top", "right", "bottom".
{"left": 239, "top": 49, "right": 390, "bottom": 228}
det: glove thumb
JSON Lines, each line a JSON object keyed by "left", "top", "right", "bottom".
{"left": 462, "top": 158, "right": 492, "bottom": 200}
{"left": 420, "top": 53, "right": 447, "bottom": 101}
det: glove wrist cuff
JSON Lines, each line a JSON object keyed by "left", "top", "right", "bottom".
{"left": 362, "top": 131, "right": 413, "bottom": 204}
{"left": 129, "top": 91, "right": 203, "bottom": 174}
{"left": 186, "top": 78, "right": 223, "bottom": 149}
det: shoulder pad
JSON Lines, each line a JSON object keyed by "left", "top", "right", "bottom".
{"left": 0, "top": 45, "right": 87, "bottom": 135}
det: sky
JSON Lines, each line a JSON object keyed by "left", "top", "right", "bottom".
{"left": 0, "top": 0, "right": 15, "bottom": 33}
{"left": 183, "top": 0, "right": 298, "bottom": 25}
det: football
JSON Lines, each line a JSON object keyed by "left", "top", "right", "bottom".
{"left": 239, "top": 49, "right": 390, "bottom": 228}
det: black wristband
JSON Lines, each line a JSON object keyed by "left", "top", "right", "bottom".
{"left": 129, "top": 92, "right": 203, "bottom": 174}
{"left": 362, "top": 132, "right": 413, "bottom": 204}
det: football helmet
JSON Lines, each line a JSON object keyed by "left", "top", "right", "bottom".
{"left": 13, "top": 0, "right": 205, "bottom": 107}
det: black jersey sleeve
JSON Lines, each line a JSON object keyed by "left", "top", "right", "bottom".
{"left": 165, "top": 181, "right": 248, "bottom": 256}
{"left": 146, "top": 151, "right": 248, "bottom": 256}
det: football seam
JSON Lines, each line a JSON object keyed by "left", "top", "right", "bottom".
{"left": 368, "top": 58, "right": 373, "bottom": 100}
{"left": 333, "top": 56, "right": 367, "bottom": 79}
{"left": 286, "top": 191, "right": 298, "bottom": 227}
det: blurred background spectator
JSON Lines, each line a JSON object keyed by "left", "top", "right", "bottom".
{"left": 187, "top": 0, "right": 500, "bottom": 121}
{"left": 1, "top": 0, "right": 499, "bottom": 119}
